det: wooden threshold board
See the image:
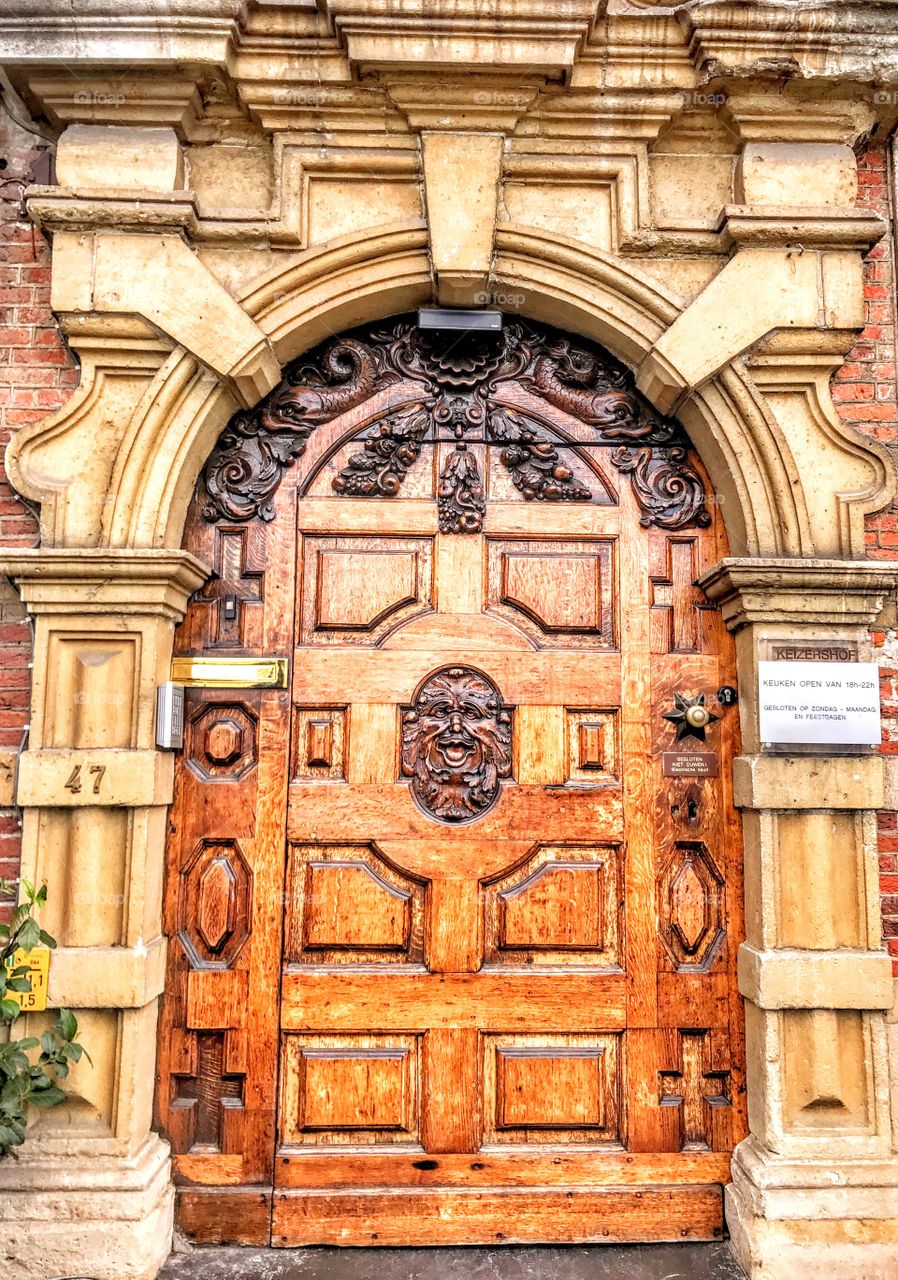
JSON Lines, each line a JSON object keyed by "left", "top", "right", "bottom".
{"left": 271, "top": 1184, "right": 725, "bottom": 1246}
{"left": 274, "top": 1149, "right": 733, "bottom": 1189}
{"left": 176, "top": 1187, "right": 272, "bottom": 1245}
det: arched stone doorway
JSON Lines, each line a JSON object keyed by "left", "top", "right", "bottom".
{"left": 155, "top": 313, "right": 747, "bottom": 1244}
{"left": 0, "top": 229, "right": 894, "bottom": 1278}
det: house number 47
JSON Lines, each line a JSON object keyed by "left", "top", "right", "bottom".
{"left": 64, "top": 764, "right": 107, "bottom": 795}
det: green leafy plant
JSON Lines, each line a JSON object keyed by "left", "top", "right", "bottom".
{"left": 0, "top": 878, "right": 88, "bottom": 1157}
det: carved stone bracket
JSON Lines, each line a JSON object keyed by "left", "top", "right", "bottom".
{"left": 201, "top": 315, "right": 709, "bottom": 531}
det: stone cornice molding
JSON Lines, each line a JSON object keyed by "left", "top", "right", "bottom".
{"left": 237, "top": 83, "right": 409, "bottom": 141}
{"left": 679, "top": 2, "right": 898, "bottom": 81}
{"left": 719, "top": 206, "right": 887, "bottom": 252}
{"left": 5, "top": 2, "right": 898, "bottom": 137}
{"left": 24, "top": 73, "right": 206, "bottom": 141}
{"left": 321, "top": 0, "right": 599, "bottom": 77}
{"left": 572, "top": 13, "right": 695, "bottom": 90}
{"left": 514, "top": 89, "right": 685, "bottom": 142}
{"left": 0, "top": 548, "right": 209, "bottom": 619}
{"left": 383, "top": 78, "right": 542, "bottom": 133}
{"left": 0, "top": 0, "right": 246, "bottom": 63}
{"left": 27, "top": 188, "right": 200, "bottom": 236}
{"left": 698, "top": 558, "right": 898, "bottom": 631}
{"left": 720, "top": 89, "right": 880, "bottom": 146}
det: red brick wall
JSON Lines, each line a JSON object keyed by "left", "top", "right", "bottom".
{"left": 831, "top": 143, "right": 898, "bottom": 976}
{"left": 0, "top": 112, "right": 78, "bottom": 905}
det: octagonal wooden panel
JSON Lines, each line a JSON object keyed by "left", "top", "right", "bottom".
{"left": 658, "top": 841, "right": 725, "bottom": 972}
{"left": 184, "top": 701, "right": 258, "bottom": 784}
{"left": 177, "top": 838, "right": 253, "bottom": 970}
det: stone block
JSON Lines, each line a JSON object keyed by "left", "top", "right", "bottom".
{"left": 728, "top": 1181, "right": 898, "bottom": 1280}
{"left": 636, "top": 248, "right": 820, "bottom": 412}
{"left": 49, "top": 231, "right": 279, "bottom": 408}
{"left": 774, "top": 810, "right": 869, "bottom": 951}
{"left": 0, "top": 1135, "right": 173, "bottom": 1280}
{"left": 16, "top": 749, "right": 174, "bottom": 808}
{"left": 0, "top": 748, "right": 15, "bottom": 806}
{"left": 733, "top": 753, "right": 885, "bottom": 810}
{"left": 56, "top": 124, "right": 184, "bottom": 192}
{"left": 738, "top": 944, "right": 894, "bottom": 1010}
{"left": 736, "top": 143, "right": 858, "bottom": 208}
{"left": 48, "top": 938, "right": 168, "bottom": 1009}
{"left": 422, "top": 131, "right": 503, "bottom": 306}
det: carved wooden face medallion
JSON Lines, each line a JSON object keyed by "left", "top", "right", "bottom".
{"left": 401, "top": 667, "right": 513, "bottom": 823}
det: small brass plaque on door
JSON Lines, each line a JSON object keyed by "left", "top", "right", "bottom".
{"left": 662, "top": 751, "right": 719, "bottom": 778}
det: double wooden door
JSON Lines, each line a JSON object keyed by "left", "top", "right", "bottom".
{"left": 156, "top": 316, "right": 746, "bottom": 1246}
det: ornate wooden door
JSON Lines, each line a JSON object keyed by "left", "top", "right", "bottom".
{"left": 156, "top": 316, "right": 746, "bottom": 1246}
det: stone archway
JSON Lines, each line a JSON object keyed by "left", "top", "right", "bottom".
{"left": 7, "top": 224, "right": 892, "bottom": 559}
{"left": 0, "top": 225, "right": 896, "bottom": 1279}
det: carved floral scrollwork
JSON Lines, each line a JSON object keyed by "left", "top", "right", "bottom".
{"left": 610, "top": 446, "right": 711, "bottom": 530}
{"left": 202, "top": 336, "right": 400, "bottom": 523}
{"left": 438, "top": 446, "right": 487, "bottom": 533}
{"left": 202, "top": 413, "right": 311, "bottom": 523}
{"left": 489, "top": 405, "right": 593, "bottom": 504}
{"left": 332, "top": 403, "right": 431, "bottom": 497}
{"left": 200, "top": 316, "right": 709, "bottom": 530}
{"left": 401, "top": 666, "right": 513, "bottom": 823}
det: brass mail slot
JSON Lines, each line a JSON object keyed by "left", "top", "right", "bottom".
{"left": 170, "top": 657, "right": 289, "bottom": 689}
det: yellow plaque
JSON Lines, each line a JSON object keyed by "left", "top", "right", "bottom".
{"left": 170, "top": 657, "right": 289, "bottom": 689}
{"left": 5, "top": 947, "right": 50, "bottom": 1013}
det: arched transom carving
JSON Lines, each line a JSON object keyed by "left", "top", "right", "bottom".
{"left": 201, "top": 316, "right": 710, "bottom": 533}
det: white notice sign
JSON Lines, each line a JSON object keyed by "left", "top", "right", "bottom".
{"left": 758, "top": 661, "right": 881, "bottom": 745}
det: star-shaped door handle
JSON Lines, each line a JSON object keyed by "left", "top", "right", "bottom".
{"left": 663, "top": 692, "right": 720, "bottom": 742}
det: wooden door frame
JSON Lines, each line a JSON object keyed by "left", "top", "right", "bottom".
{"left": 2, "top": 229, "right": 897, "bottom": 1279}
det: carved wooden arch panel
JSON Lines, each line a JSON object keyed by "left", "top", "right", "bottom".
{"left": 200, "top": 315, "right": 711, "bottom": 535}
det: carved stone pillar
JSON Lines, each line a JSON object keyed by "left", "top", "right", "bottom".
{"left": 700, "top": 559, "right": 898, "bottom": 1279}
{"left": 0, "top": 549, "right": 207, "bottom": 1280}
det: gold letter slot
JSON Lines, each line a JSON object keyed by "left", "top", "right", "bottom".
{"left": 170, "top": 657, "right": 289, "bottom": 689}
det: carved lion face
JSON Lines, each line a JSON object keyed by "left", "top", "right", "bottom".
{"left": 401, "top": 667, "right": 513, "bottom": 823}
